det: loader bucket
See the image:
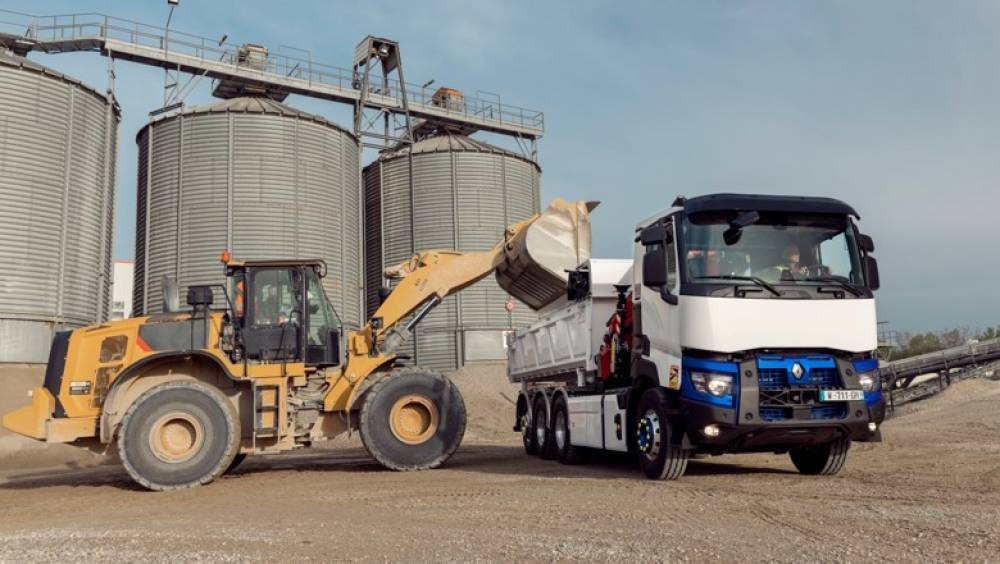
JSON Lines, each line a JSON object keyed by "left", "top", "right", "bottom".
{"left": 495, "top": 198, "right": 598, "bottom": 310}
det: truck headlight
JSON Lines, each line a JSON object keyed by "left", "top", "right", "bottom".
{"left": 690, "top": 372, "right": 733, "bottom": 397}
{"left": 858, "top": 373, "right": 878, "bottom": 392}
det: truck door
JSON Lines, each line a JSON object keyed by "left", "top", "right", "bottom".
{"left": 637, "top": 218, "right": 683, "bottom": 383}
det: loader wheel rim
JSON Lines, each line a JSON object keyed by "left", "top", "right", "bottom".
{"left": 148, "top": 411, "right": 204, "bottom": 463}
{"left": 389, "top": 394, "right": 439, "bottom": 445}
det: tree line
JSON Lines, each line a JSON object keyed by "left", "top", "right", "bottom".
{"left": 887, "top": 326, "right": 999, "bottom": 360}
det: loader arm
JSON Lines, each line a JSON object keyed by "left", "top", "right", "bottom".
{"left": 324, "top": 198, "right": 596, "bottom": 412}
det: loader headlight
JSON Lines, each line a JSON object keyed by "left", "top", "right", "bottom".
{"left": 690, "top": 372, "right": 733, "bottom": 397}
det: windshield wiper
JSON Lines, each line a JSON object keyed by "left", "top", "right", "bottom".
{"left": 695, "top": 275, "right": 781, "bottom": 297}
{"left": 805, "top": 275, "right": 863, "bottom": 297}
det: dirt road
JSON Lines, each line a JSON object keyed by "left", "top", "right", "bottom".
{"left": 1, "top": 376, "right": 998, "bottom": 562}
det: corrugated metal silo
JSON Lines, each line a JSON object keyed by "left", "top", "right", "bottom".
{"left": 0, "top": 52, "right": 119, "bottom": 363}
{"left": 364, "top": 133, "right": 541, "bottom": 372}
{"left": 134, "top": 97, "right": 362, "bottom": 331}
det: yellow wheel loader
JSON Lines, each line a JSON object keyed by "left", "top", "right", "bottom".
{"left": 3, "top": 199, "right": 594, "bottom": 490}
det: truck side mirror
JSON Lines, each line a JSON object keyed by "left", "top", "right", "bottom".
{"left": 864, "top": 256, "right": 880, "bottom": 291}
{"left": 642, "top": 248, "right": 668, "bottom": 287}
{"left": 858, "top": 233, "right": 875, "bottom": 254}
{"left": 639, "top": 224, "right": 671, "bottom": 246}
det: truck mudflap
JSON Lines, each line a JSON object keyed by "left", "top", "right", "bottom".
{"left": 2, "top": 387, "right": 97, "bottom": 443}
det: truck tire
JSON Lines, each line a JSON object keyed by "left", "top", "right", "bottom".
{"left": 552, "top": 396, "right": 587, "bottom": 465}
{"left": 635, "top": 388, "right": 688, "bottom": 480}
{"left": 532, "top": 395, "right": 556, "bottom": 459}
{"left": 520, "top": 399, "right": 539, "bottom": 456}
{"left": 359, "top": 367, "right": 466, "bottom": 471}
{"left": 118, "top": 381, "right": 241, "bottom": 491}
{"left": 789, "top": 437, "right": 850, "bottom": 475}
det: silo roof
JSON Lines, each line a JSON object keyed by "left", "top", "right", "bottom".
{"left": 374, "top": 133, "right": 539, "bottom": 170}
{"left": 141, "top": 96, "right": 354, "bottom": 139}
{"left": 0, "top": 50, "right": 119, "bottom": 113}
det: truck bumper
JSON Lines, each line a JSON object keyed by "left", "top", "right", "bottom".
{"left": 681, "top": 395, "right": 886, "bottom": 453}
{"left": 2, "top": 387, "right": 96, "bottom": 443}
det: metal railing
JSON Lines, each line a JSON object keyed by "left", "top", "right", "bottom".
{"left": 0, "top": 9, "right": 544, "bottom": 134}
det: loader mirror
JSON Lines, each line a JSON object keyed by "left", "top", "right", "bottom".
{"left": 864, "top": 256, "right": 880, "bottom": 291}
{"left": 642, "top": 248, "right": 668, "bottom": 287}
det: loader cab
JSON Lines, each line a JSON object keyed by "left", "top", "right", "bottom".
{"left": 226, "top": 260, "right": 341, "bottom": 367}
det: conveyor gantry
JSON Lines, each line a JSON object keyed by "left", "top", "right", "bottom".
{"left": 0, "top": 10, "right": 544, "bottom": 141}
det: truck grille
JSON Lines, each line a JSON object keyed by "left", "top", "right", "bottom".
{"left": 756, "top": 357, "right": 846, "bottom": 422}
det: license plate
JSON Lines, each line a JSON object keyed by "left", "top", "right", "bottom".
{"left": 820, "top": 389, "right": 863, "bottom": 402}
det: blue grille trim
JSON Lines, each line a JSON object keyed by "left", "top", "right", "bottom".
{"left": 852, "top": 358, "right": 879, "bottom": 372}
{"left": 756, "top": 356, "right": 840, "bottom": 389}
{"left": 759, "top": 405, "right": 849, "bottom": 422}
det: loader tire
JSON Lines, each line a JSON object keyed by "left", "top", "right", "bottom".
{"left": 789, "top": 437, "right": 850, "bottom": 476}
{"left": 552, "top": 395, "right": 587, "bottom": 465}
{"left": 359, "top": 367, "right": 466, "bottom": 471}
{"left": 118, "top": 381, "right": 240, "bottom": 491}
{"left": 635, "top": 388, "right": 688, "bottom": 480}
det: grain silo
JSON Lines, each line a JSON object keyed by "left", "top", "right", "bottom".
{"left": 364, "top": 133, "right": 541, "bottom": 372}
{"left": 134, "top": 96, "right": 362, "bottom": 330}
{"left": 0, "top": 51, "right": 119, "bottom": 363}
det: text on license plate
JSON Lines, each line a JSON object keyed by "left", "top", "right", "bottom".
{"left": 820, "top": 390, "right": 863, "bottom": 402}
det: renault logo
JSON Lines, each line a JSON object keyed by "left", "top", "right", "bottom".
{"left": 791, "top": 362, "right": 805, "bottom": 379}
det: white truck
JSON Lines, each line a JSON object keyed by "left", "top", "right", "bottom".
{"left": 507, "top": 193, "right": 885, "bottom": 480}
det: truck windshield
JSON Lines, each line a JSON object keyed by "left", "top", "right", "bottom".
{"left": 681, "top": 212, "right": 865, "bottom": 288}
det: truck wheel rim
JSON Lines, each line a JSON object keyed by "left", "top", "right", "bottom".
{"left": 554, "top": 410, "right": 567, "bottom": 450}
{"left": 389, "top": 394, "right": 439, "bottom": 445}
{"left": 534, "top": 409, "right": 547, "bottom": 447}
{"left": 149, "top": 411, "right": 204, "bottom": 464}
{"left": 637, "top": 409, "right": 661, "bottom": 460}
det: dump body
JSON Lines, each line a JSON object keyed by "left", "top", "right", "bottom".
{"left": 506, "top": 260, "right": 631, "bottom": 385}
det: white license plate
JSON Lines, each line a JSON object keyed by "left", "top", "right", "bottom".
{"left": 820, "top": 390, "right": 863, "bottom": 402}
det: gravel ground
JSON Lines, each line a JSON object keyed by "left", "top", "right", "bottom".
{"left": 0, "top": 373, "right": 998, "bottom": 562}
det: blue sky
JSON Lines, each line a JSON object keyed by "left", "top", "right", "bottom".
{"left": 4, "top": 1, "right": 998, "bottom": 332}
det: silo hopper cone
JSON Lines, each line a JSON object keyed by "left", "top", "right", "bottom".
{"left": 496, "top": 198, "right": 599, "bottom": 310}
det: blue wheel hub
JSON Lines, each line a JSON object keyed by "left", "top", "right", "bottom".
{"left": 637, "top": 417, "right": 654, "bottom": 453}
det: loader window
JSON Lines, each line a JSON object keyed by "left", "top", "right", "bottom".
{"left": 305, "top": 268, "right": 341, "bottom": 346}
{"left": 250, "top": 269, "right": 298, "bottom": 327}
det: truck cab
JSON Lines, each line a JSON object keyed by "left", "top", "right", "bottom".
{"left": 633, "top": 194, "right": 884, "bottom": 463}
